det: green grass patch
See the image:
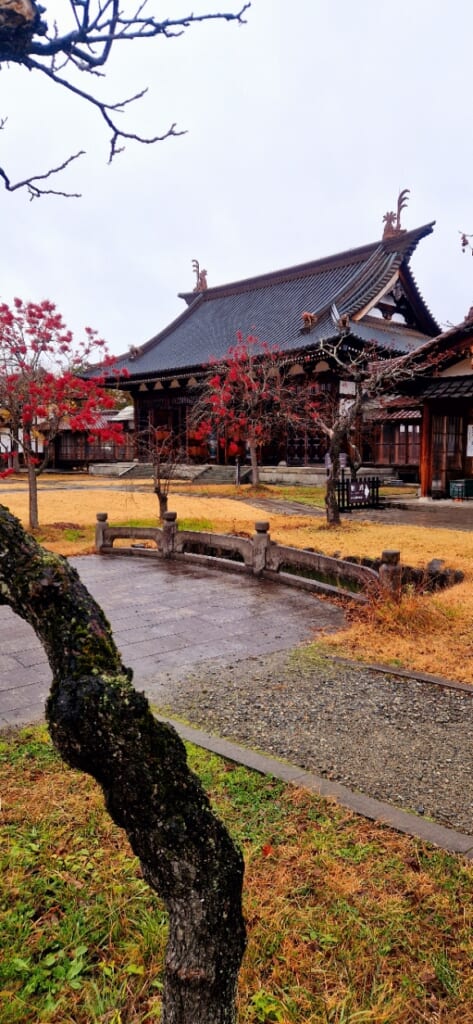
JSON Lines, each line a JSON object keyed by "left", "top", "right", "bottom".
{"left": 177, "top": 517, "right": 214, "bottom": 532}
{"left": 173, "top": 481, "right": 419, "bottom": 509}
{"left": 62, "top": 528, "right": 86, "bottom": 542}
{"left": 379, "top": 485, "right": 418, "bottom": 497}
{"left": 270, "top": 483, "right": 418, "bottom": 506}
{"left": 271, "top": 485, "right": 327, "bottom": 507}
{"left": 34, "top": 524, "right": 94, "bottom": 546}
{"left": 184, "top": 483, "right": 328, "bottom": 508}
{"left": 116, "top": 517, "right": 159, "bottom": 528}
{"left": 115, "top": 516, "right": 215, "bottom": 533}
{"left": 1, "top": 725, "right": 473, "bottom": 1023}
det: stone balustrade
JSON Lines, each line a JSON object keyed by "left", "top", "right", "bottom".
{"left": 95, "top": 512, "right": 387, "bottom": 603}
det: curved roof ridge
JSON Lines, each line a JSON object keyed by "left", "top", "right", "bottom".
{"left": 321, "top": 244, "right": 390, "bottom": 318}
{"left": 382, "top": 221, "right": 435, "bottom": 263}
{"left": 307, "top": 243, "right": 406, "bottom": 327}
{"left": 177, "top": 222, "right": 435, "bottom": 303}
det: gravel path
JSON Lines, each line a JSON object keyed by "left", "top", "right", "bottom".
{"left": 156, "top": 649, "right": 473, "bottom": 836}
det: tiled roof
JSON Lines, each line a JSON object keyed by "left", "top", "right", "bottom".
{"left": 380, "top": 409, "right": 422, "bottom": 421}
{"left": 111, "top": 223, "right": 438, "bottom": 380}
{"left": 422, "top": 376, "right": 473, "bottom": 399}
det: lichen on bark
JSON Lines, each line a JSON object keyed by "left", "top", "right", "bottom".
{"left": 0, "top": 503, "right": 246, "bottom": 1024}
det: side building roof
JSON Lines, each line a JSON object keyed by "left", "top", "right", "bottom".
{"left": 398, "top": 303, "right": 473, "bottom": 398}
{"left": 109, "top": 222, "right": 439, "bottom": 382}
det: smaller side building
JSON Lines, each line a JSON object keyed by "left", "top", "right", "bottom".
{"left": 416, "top": 311, "right": 473, "bottom": 497}
{"left": 52, "top": 406, "right": 135, "bottom": 469}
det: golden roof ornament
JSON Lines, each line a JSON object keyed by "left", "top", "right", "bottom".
{"left": 382, "top": 188, "right": 410, "bottom": 239}
{"left": 192, "top": 258, "right": 208, "bottom": 292}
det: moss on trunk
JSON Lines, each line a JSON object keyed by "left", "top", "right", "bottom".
{"left": 0, "top": 503, "right": 246, "bottom": 1024}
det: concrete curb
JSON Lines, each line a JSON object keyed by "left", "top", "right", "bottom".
{"left": 324, "top": 655, "right": 473, "bottom": 695}
{"left": 156, "top": 716, "right": 473, "bottom": 860}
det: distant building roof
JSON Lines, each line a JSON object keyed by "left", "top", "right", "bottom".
{"left": 108, "top": 405, "right": 135, "bottom": 422}
{"left": 108, "top": 223, "right": 439, "bottom": 382}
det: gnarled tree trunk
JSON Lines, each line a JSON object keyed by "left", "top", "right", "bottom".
{"left": 248, "top": 436, "right": 259, "bottom": 486}
{"left": 0, "top": 504, "right": 246, "bottom": 1024}
{"left": 26, "top": 456, "right": 39, "bottom": 529}
{"left": 325, "top": 472, "right": 341, "bottom": 526}
{"left": 155, "top": 484, "right": 169, "bottom": 520}
{"left": 325, "top": 432, "right": 342, "bottom": 527}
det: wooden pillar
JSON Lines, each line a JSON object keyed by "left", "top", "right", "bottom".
{"left": 420, "top": 401, "right": 432, "bottom": 497}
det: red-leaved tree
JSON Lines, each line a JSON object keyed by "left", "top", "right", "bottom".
{"left": 190, "top": 333, "right": 320, "bottom": 485}
{"left": 190, "top": 331, "right": 442, "bottom": 525}
{"left": 0, "top": 297, "right": 127, "bottom": 528}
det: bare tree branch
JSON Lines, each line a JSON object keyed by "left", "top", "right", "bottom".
{"left": 27, "top": 3, "right": 251, "bottom": 62}
{"left": 0, "top": 2, "right": 250, "bottom": 64}
{"left": 22, "top": 54, "right": 185, "bottom": 161}
{"left": 0, "top": 1, "right": 250, "bottom": 194}
{"left": 0, "top": 147, "right": 84, "bottom": 198}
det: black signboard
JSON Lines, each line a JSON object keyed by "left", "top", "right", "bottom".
{"left": 349, "top": 482, "right": 370, "bottom": 505}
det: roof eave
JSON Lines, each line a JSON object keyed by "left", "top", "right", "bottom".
{"left": 398, "top": 264, "right": 440, "bottom": 336}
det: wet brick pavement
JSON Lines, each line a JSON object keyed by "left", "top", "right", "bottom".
{"left": 0, "top": 555, "right": 345, "bottom": 728}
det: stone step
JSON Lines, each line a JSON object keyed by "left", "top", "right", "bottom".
{"left": 119, "top": 462, "right": 154, "bottom": 479}
{"left": 91, "top": 461, "right": 402, "bottom": 486}
{"left": 118, "top": 463, "right": 205, "bottom": 481}
{"left": 195, "top": 464, "right": 252, "bottom": 484}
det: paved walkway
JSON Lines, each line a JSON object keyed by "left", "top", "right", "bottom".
{"left": 351, "top": 497, "right": 473, "bottom": 531}
{"left": 0, "top": 555, "right": 344, "bottom": 729}
{"left": 239, "top": 494, "right": 473, "bottom": 532}
{"left": 2, "top": 552, "right": 472, "bottom": 853}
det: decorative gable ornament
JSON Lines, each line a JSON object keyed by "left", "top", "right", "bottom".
{"left": 382, "top": 188, "right": 410, "bottom": 239}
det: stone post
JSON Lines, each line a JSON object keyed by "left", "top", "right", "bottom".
{"left": 379, "top": 549, "right": 402, "bottom": 599}
{"left": 95, "top": 513, "right": 109, "bottom": 552}
{"left": 162, "top": 511, "right": 177, "bottom": 559}
{"left": 253, "top": 521, "right": 270, "bottom": 575}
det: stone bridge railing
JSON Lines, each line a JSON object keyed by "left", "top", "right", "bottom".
{"left": 95, "top": 511, "right": 397, "bottom": 603}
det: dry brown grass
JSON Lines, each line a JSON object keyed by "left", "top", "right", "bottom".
{"left": 3, "top": 727, "right": 473, "bottom": 1024}
{"left": 0, "top": 476, "right": 274, "bottom": 556}
{"left": 1, "top": 475, "right": 472, "bottom": 683}
{"left": 273, "top": 518, "right": 473, "bottom": 683}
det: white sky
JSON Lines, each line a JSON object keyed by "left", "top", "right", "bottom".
{"left": 2, "top": 0, "right": 473, "bottom": 355}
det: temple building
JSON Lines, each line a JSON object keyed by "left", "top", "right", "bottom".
{"left": 79, "top": 206, "right": 473, "bottom": 498}
{"left": 106, "top": 221, "right": 439, "bottom": 459}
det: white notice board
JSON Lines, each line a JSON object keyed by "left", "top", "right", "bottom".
{"left": 467, "top": 423, "right": 473, "bottom": 457}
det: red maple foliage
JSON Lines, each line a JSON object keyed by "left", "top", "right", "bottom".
{"left": 191, "top": 333, "right": 322, "bottom": 484}
{"left": 0, "top": 298, "right": 128, "bottom": 526}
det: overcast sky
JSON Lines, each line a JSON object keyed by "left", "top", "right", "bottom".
{"left": 2, "top": 0, "right": 473, "bottom": 355}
